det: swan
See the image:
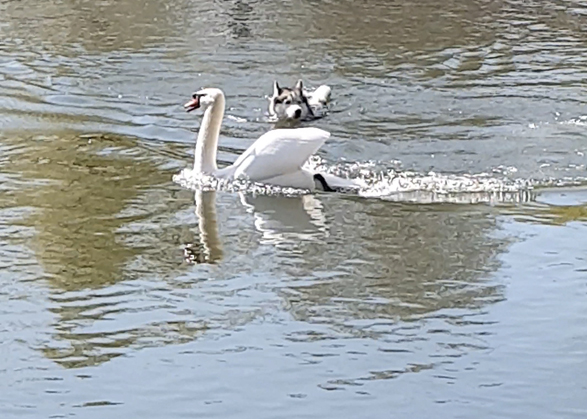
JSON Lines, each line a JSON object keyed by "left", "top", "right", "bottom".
{"left": 183, "top": 87, "right": 362, "bottom": 192}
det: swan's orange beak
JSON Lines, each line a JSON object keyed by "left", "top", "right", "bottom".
{"left": 184, "top": 95, "right": 200, "bottom": 112}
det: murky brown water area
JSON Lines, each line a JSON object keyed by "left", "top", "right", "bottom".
{"left": 1, "top": 0, "right": 587, "bottom": 417}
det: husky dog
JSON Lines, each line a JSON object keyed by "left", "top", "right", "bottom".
{"left": 268, "top": 79, "right": 331, "bottom": 122}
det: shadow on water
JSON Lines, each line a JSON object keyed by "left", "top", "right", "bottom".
{"left": 193, "top": 186, "right": 509, "bottom": 319}
{"left": 1, "top": 0, "right": 587, "bottom": 415}
{"left": 225, "top": 0, "right": 255, "bottom": 39}
{"left": 3, "top": 133, "right": 175, "bottom": 289}
{"left": 504, "top": 187, "right": 587, "bottom": 226}
{"left": 0, "top": 0, "right": 192, "bottom": 53}
{"left": 1, "top": 130, "right": 512, "bottom": 370}
{"left": 0, "top": 131, "right": 208, "bottom": 367}
{"left": 181, "top": 185, "right": 513, "bottom": 388}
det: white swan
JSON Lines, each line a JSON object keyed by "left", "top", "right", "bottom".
{"left": 184, "top": 87, "right": 361, "bottom": 192}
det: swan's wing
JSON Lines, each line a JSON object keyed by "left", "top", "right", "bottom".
{"left": 258, "top": 170, "right": 315, "bottom": 190}
{"left": 231, "top": 127, "right": 329, "bottom": 182}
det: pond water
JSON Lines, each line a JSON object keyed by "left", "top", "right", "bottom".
{"left": 1, "top": 0, "right": 586, "bottom": 417}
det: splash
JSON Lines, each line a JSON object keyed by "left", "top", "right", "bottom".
{"left": 173, "top": 169, "right": 309, "bottom": 196}
{"left": 304, "top": 156, "right": 535, "bottom": 204}
{"left": 173, "top": 157, "right": 538, "bottom": 204}
{"left": 562, "top": 115, "right": 587, "bottom": 127}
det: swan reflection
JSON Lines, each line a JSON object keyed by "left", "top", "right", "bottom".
{"left": 189, "top": 190, "right": 328, "bottom": 262}
{"left": 239, "top": 193, "right": 328, "bottom": 246}
{"left": 185, "top": 190, "right": 223, "bottom": 264}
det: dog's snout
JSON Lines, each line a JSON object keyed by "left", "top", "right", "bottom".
{"left": 283, "top": 103, "right": 304, "bottom": 120}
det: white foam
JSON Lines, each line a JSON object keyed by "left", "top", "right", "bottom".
{"left": 561, "top": 116, "right": 587, "bottom": 126}
{"left": 172, "top": 168, "right": 309, "bottom": 196}
{"left": 304, "top": 156, "right": 535, "bottom": 204}
{"left": 173, "top": 157, "right": 542, "bottom": 204}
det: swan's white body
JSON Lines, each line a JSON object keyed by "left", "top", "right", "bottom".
{"left": 186, "top": 87, "right": 361, "bottom": 191}
{"left": 219, "top": 127, "right": 329, "bottom": 189}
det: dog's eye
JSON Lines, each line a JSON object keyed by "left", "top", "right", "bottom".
{"left": 284, "top": 99, "right": 291, "bottom": 105}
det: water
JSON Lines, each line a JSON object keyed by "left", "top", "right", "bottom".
{"left": 1, "top": 0, "right": 587, "bottom": 417}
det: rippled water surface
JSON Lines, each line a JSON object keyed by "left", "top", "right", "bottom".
{"left": 1, "top": 0, "right": 587, "bottom": 417}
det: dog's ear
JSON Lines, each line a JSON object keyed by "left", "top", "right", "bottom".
{"left": 273, "top": 81, "right": 282, "bottom": 96}
{"left": 295, "top": 79, "right": 304, "bottom": 92}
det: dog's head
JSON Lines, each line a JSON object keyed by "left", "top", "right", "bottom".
{"left": 268, "top": 79, "right": 313, "bottom": 122}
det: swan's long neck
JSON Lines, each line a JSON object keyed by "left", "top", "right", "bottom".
{"left": 194, "top": 94, "right": 225, "bottom": 173}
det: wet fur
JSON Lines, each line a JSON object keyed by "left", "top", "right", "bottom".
{"left": 268, "top": 79, "right": 329, "bottom": 123}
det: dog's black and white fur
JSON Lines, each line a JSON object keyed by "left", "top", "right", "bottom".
{"left": 266, "top": 79, "right": 361, "bottom": 192}
{"left": 268, "top": 79, "right": 331, "bottom": 123}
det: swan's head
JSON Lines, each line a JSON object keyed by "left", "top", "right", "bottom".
{"left": 184, "top": 88, "right": 225, "bottom": 112}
